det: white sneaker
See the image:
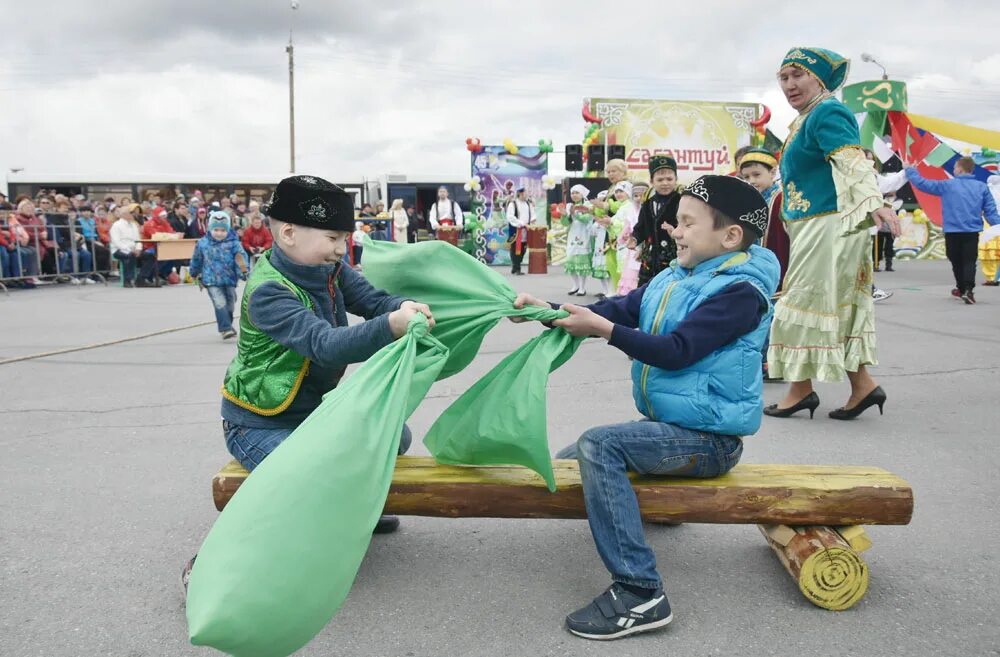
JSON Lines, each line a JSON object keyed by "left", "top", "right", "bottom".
{"left": 70, "top": 278, "right": 82, "bottom": 285}
{"left": 83, "top": 278, "right": 97, "bottom": 285}
{"left": 872, "top": 287, "right": 893, "bottom": 302}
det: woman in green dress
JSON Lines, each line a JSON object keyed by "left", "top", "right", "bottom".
{"left": 765, "top": 47, "right": 901, "bottom": 420}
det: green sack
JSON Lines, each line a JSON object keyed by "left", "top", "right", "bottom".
{"left": 424, "top": 327, "right": 582, "bottom": 491}
{"left": 186, "top": 315, "right": 448, "bottom": 657}
{"left": 360, "top": 238, "right": 562, "bottom": 379}
{"left": 361, "top": 238, "right": 583, "bottom": 490}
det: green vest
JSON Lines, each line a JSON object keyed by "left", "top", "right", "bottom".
{"left": 222, "top": 250, "right": 314, "bottom": 416}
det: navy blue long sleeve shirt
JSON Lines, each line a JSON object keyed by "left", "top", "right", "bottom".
{"left": 553, "top": 282, "right": 765, "bottom": 371}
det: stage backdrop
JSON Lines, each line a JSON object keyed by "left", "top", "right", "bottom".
{"left": 471, "top": 146, "right": 548, "bottom": 266}
{"left": 587, "top": 98, "right": 759, "bottom": 183}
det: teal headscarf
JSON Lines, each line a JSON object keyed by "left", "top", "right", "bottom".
{"left": 778, "top": 47, "right": 850, "bottom": 92}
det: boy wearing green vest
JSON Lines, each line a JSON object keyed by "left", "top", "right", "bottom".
{"left": 220, "top": 175, "right": 434, "bottom": 532}
{"left": 515, "top": 175, "right": 779, "bottom": 640}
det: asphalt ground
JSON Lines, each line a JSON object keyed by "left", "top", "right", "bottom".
{"left": 1, "top": 259, "right": 998, "bottom": 657}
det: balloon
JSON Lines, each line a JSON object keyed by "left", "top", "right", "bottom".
{"left": 582, "top": 101, "right": 602, "bottom": 125}
{"left": 503, "top": 139, "right": 519, "bottom": 155}
{"left": 465, "top": 137, "right": 483, "bottom": 153}
{"left": 541, "top": 174, "right": 559, "bottom": 190}
{"left": 538, "top": 139, "right": 553, "bottom": 154}
{"left": 464, "top": 175, "right": 481, "bottom": 192}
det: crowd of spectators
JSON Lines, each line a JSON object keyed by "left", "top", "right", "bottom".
{"left": 0, "top": 189, "right": 269, "bottom": 290}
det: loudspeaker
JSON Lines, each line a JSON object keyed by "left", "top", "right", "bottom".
{"left": 564, "top": 144, "right": 583, "bottom": 171}
{"left": 586, "top": 145, "right": 605, "bottom": 173}
{"left": 607, "top": 144, "right": 626, "bottom": 161}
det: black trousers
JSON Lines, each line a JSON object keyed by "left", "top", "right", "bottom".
{"left": 876, "top": 232, "right": 895, "bottom": 268}
{"left": 944, "top": 232, "right": 979, "bottom": 294}
{"left": 508, "top": 225, "right": 525, "bottom": 273}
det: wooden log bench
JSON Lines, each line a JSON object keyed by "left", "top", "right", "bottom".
{"left": 213, "top": 457, "right": 913, "bottom": 611}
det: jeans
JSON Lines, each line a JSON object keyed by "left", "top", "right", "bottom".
{"left": 557, "top": 419, "right": 743, "bottom": 589}
{"left": 944, "top": 232, "right": 979, "bottom": 293}
{"left": 224, "top": 420, "right": 413, "bottom": 472}
{"left": 68, "top": 248, "right": 93, "bottom": 277}
{"left": 206, "top": 285, "right": 237, "bottom": 332}
{"left": 0, "top": 247, "right": 9, "bottom": 278}
{"left": 140, "top": 248, "right": 159, "bottom": 281}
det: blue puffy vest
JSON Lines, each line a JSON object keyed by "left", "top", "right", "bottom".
{"left": 632, "top": 245, "right": 780, "bottom": 436}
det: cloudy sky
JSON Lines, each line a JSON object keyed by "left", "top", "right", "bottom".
{"left": 2, "top": 0, "right": 999, "bottom": 187}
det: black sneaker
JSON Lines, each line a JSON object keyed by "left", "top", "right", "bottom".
{"left": 962, "top": 291, "right": 976, "bottom": 305}
{"left": 373, "top": 514, "right": 400, "bottom": 534}
{"left": 565, "top": 583, "right": 673, "bottom": 640}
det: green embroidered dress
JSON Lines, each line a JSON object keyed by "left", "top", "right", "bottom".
{"left": 766, "top": 95, "right": 884, "bottom": 382}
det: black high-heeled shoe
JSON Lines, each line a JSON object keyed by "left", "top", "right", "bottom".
{"left": 763, "top": 392, "right": 820, "bottom": 419}
{"left": 828, "top": 386, "right": 886, "bottom": 420}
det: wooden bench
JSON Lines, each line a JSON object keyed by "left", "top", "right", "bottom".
{"left": 213, "top": 457, "right": 913, "bottom": 611}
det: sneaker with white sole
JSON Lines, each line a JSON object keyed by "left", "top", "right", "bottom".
{"left": 872, "top": 287, "right": 893, "bottom": 302}
{"left": 565, "top": 583, "right": 673, "bottom": 640}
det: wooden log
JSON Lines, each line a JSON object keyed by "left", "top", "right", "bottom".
{"left": 836, "top": 525, "right": 873, "bottom": 554}
{"left": 758, "top": 524, "right": 869, "bottom": 611}
{"left": 213, "top": 457, "right": 914, "bottom": 526}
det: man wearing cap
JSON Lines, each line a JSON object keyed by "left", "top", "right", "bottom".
{"left": 631, "top": 155, "right": 681, "bottom": 285}
{"left": 513, "top": 175, "right": 779, "bottom": 640}
{"left": 217, "top": 175, "right": 434, "bottom": 536}
{"left": 427, "top": 186, "right": 464, "bottom": 232}
{"left": 505, "top": 186, "right": 535, "bottom": 275}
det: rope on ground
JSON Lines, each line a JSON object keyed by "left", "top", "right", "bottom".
{"left": 0, "top": 320, "right": 220, "bottom": 366}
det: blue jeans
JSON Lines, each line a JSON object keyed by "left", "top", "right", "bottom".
{"left": 206, "top": 285, "right": 237, "bottom": 332}
{"left": 224, "top": 420, "right": 413, "bottom": 472}
{"left": 0, "top": 247, "right": 9, "bottom": 278}
{"left": 557, "top": 420, "right": 743, "bottom": 589}
{"left": 69, "top": 247, "right": 93, "bottom": 277}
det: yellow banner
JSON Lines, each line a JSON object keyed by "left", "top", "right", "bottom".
{"left": 907, "top": 113, "right": 1000, "bottom": 151}
{"left": 588, "top": 98, "right": 759, "bottom": 183}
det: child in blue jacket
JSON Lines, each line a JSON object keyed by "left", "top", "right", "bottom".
{"left": 189, "top": 211, "right": 249, "bottom": 339}
{"left": 515, "top": 175, "right": 779, "bottom": 640}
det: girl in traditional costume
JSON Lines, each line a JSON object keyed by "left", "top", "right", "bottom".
{"left": 612, "top": 180, "right": 641, "bottom": 296}
{"left": 590, "top": 191, "right": 612, "bottom": 299}
{"left": 563, "top": 184, "right": 594, "bottom": 296}
{"left": 765, "top": 47, "right": 901, "bottom": 420}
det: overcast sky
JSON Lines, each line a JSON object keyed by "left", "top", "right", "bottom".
{"left": 2, "top": 1, "right": 999, "bottom": 186}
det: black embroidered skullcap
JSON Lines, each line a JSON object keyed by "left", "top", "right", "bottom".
{"left": 682, "top": 175, "right": 769, "bottom": 236}
{"left": 263, "top": 175, "right": 355, "bottom": 232}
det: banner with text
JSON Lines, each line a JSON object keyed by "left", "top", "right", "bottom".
{"left": 586, "top": 98, "right": 759, "bottom": 183}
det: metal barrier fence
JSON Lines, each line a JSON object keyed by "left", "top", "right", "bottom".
{"left": 0, "top": 222, "right": 116, "bottom": 295}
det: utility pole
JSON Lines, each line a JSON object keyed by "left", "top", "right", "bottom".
{"left": 287, "top": 1, "right": 299, "bottom": 173}
{"left": 286, "top": 35, "right": 295, "bottom": 173}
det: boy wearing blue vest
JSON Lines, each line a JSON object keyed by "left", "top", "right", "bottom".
{"left": 515, "top": 175, "right": 778, "bottom": 640}
{"left": 220, "top": 175, "right": 433, "bottom": 531}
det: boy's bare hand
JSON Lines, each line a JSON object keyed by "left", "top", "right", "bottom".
{"left": 552, "top": 304, "right": 614, "bottom": 339}
{"left": 389, "top": 301, "right": 435, "bottom": 338}
{"left": 510, "top": 292, "right": 549, "bottom": 323}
